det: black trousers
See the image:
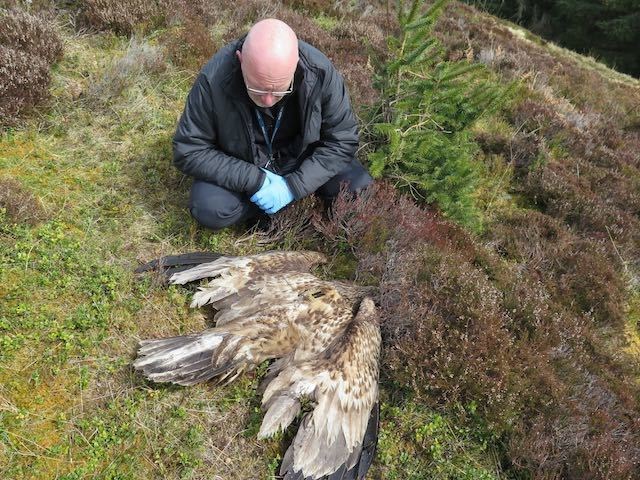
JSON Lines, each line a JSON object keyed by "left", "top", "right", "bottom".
{"left": 189, "top": 158, "right": 373, "bottom": 231}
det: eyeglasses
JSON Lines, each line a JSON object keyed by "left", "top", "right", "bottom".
{"left": 246, "top": 79, "right": 294, "bottom": 97}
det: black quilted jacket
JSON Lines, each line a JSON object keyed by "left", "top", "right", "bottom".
{"left": 172, "top": 38, "right": 359, "bottom": 199}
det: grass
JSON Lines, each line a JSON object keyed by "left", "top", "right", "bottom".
{"left": 311, "top": 13, "right": 340, "bottom": 31}
{"left": 372, "top": 398, "right": 500, "bottom": 480}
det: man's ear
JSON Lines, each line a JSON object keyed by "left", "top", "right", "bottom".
{"left": 236, "top": 50, "right": 242, "bottom": 63}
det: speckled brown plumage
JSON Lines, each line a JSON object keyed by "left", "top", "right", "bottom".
{"left": 133, "top": 250, "right": 381, "bottom": 480}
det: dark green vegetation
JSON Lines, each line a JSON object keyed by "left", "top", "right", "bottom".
{"left": 2, "top": 0, "right": 640, "bottom": 479}
{"left": 464, "top": 0, "right": 640, "bottom": 78}
{"left": 367, "top": 0, "right": 517, "bottom": 230}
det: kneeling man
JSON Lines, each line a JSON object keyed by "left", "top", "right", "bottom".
{"left": 173, "top": 18, "right": 372, "bottom": 230}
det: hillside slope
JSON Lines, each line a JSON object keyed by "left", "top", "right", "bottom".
{"left": 1, "top": 1, "right": 639, "bottom": 479}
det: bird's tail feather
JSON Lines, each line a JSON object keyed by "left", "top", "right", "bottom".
{"left": 133, "top": 331, "right": 245, "bottom": 386}
{"left": 280, "top": 401, "right": 379, "bottom": 480}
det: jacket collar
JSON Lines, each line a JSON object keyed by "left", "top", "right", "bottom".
{"left": 295, "top": 43, "right": 319, "bottom": 106}
{"left": 220, "top": 36, "right": 247, "bottom": 99}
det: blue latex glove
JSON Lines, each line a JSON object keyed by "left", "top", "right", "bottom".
{"left": 250, "top": 170, "right": 294, "bottom": 214}
{"left": 261, "top": 168, "right": 280, "bottom": 186}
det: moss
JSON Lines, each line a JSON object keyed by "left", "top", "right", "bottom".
{"left": 328, "top": 251, "right": 359, "bottom": 280}
{"left": 372, "top": 399, "right": 499, "bottom": 480}
{"left": 626, "top": 286, "right": 640, "bottom": 340}
{"left": 312, "top": 13, "right": 339, "bottom": 31}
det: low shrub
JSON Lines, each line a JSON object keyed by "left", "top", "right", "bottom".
{"left": 313, "top": 182, "right": 460, "bottom": 279}
{"left": 79, "top": 0, "right": 164, "bottom": 35}
{"left": 253, "top": 196, "right": 321, "bottom": 249}
{"left": 476, "top": 128, "right": 544, "bottom": 175}
{"left": 509, "top": 372, "right": 640, "bottom": 480}
{"left": 487, "top": 210, "right": 627, "bottom": 324}
{"left": 504, "top": 96, "right": 640, "bottom": 270}
{"left": 0, "top": 45, "right": 51, "bottom": 127}
{"left": 554, "top": 241, "right": 626, "bottom": 324}
{"left": 523, "top": 159, "right": 639, "bottom": 246}
{"left": 0, "top": 8, "right": 63, "bottom": 64}
{"left": 161, "top": 16, "right": 219, "bottom": 71}
{"left": 0, "top": 8, "right": 63, "bottom": 127}
{"left": 383, "top": 247, "right": 525, "bottom": 422}
{"left": 0, "top": 176, "right": 46, "bottom": 226}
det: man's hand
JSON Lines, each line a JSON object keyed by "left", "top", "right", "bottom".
{"left": 250, "top": 170, "right": 294, "bottom": 214}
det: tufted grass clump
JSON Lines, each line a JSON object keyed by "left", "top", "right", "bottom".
{"left": 86, "top": 37, "right": 167, "bottom": 103}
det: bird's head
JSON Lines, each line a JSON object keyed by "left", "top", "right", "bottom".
{"left": 300, "top": 250, "right": 329, "bottom": 267}
{"left": 332, "top": 282, "right": 378, "bottom": 305}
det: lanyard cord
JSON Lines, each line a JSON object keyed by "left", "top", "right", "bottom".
{"left": 254, "top": 104, "right": 285, "bottom": 169}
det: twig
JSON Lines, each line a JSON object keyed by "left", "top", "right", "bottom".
{"left": 605, "top": 226, "right": 628, "bottom": 275}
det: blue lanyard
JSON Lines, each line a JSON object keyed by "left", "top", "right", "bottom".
{"left": 254, "top": 105, "right": 285, "bottom": 168}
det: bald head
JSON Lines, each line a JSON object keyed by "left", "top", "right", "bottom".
{"left": 237, "top": 19, "right": 299, "bottom": 107}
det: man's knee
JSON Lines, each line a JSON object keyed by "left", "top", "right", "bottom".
{"left": 348, "top": 166, "right": 374, "bottom": 192}
{"left": 319, "top": 158, "right": 373, "bottom": 200}
{"left": 189, "top": 181, "right": 255, "bottom": 230}
{"left": 189, "top": 204, "right": 242, "bottom": 230}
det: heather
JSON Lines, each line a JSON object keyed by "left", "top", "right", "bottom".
{"left": 0, "top": 8, "right": 63, "bottom": 127}
{"left": 1, "top": 1, "right": 639, "bottom": 479}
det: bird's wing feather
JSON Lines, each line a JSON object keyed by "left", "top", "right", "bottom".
{"left": 206, "top": 272, "right": 320, "bottom": 324}
{"left": 168, "top": 250, "right": 327, "bottom": 285}
{"left": 280, "top": 409, "right": 379, "bottom": 480}
{"left": 134, "top": 252, "right": 225, "bottom": 279}
{"left": 133, "top": 273, "right": 354, "bottom": 389}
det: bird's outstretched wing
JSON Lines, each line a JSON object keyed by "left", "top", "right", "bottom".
{"left": 258, "top": 298, "right": 381, "bottom": 480}
{"left": 135, "top": 250, "right": 327, "bottom": 284}
{"left": 133, "top": 273, "right": 356, "bottom": 386}
{"left": 171, "top": 250, "right": 326, "bottom": 282}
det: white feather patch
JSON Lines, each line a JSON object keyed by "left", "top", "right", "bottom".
{"left": 133, "top": 333, "right": 223, "bottom": 368}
